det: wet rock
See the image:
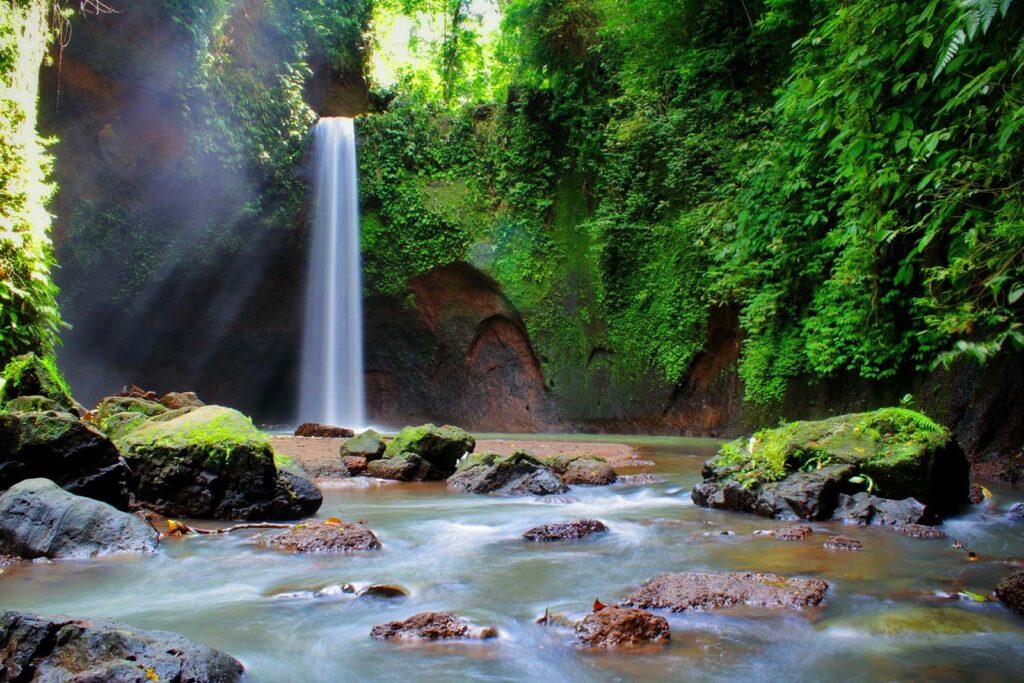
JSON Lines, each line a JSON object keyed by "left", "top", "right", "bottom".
{"left": 833, "top": 492, "right": 927, "bottom": 526}
{"left": 359, "top": 584, "right": 408, "bottom": 599}
{"left": 0, "top": 410, "right": 130, "bottom": 508}
{"left": 2, "top": 395, "right": 65, "bottom": 413}
{"left": 343, "top": 455, "right": 368, "bottom": 476}
{"left": 623, "top": 571, "right": 829, "bottom": 612}
{"left": 823, "top": 535, "right": 863, "bottom": 551}
{"left": 367, "top": 452, "right": 445, "bottom": 481}
{"left": 561, "top": 458, "right": 618, "bottom": 486}
{"left": 968, "top": 483, "right": 986, "bottom": 505}
{"left": 294, "top": 422, "right": 355, "bottom": 438}
{"left": 94, "top": 395, "right": 168, "bottom": 425}
{"left": 382, "top": 424, "right": 475, "bottom": 475}
{"left": 896, "top": 523, "right": 947, "bottom": 539}
{"left": 522, "top": 519, "right": 608, "bottom": 542}
{"left": 0, "top": 479, "right": 158, "bottom": 559}
{"left": 160, "top": 391, "right": 205, "bottom": 410}
{"left": 256, "top": 519, "right": 381, "bottom": 553}
{"left": 574, "top": 606, "right": 669, "bottom": 648}
{"left": 995, "top": 570, "right": 1024, "bottom": 614}
{"left": 370, "top": 612, "right": 497, "bottom": 641}
{"left": 692, "top": 409, "right": 969, "bottom": 521}
{"left": 0, "top": 610, "right": 243, "bottom": 682}
{"left": 825, "top": 606, "right": 1015, "bottom": 635}
{"left": 117, "top": 385, "right": 160, "bottom": 401}
{"left": 619, "top": 473, "right": 656, "bottom": 485}
{"left": 116, "top": 405, "right": 322, "bottom": 520}
{"left": 0, "top": 353, "right": 75, "bottom": 412}
{"left": 447, "top": 451, "right": 568, "bottom": 496}
{"left": 1007, "top": 502, "right": 1024, "bottom": 520}
{"left": 341, "top": 429, "right": 386, "bottom": 461}
{"left": 773, "top": 525, "right": 813, "bottom": 541}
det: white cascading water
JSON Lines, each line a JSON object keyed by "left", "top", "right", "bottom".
{"left": 298, "top": 117, "right": 365, "bottom": 427}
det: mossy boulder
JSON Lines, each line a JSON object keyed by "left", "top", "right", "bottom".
{"left": 382, "top": 424, "right": 475, "bottom": 474}
{"left": 692, "top": 408, "right": 969, "bottom": 521}
{"left": 116, "top": 405, "right": 321, "bottom": 520}
{"left": 0, "top": 410, "right": 130, "bottom": 508}
{"left": 545, "top": 455, "right": 618, "bottom": 486}
{"left": 340, "top": 429, "right": 386, "bottom": 461}
{"left": 0, "top": 354, "right": 75, "bottom": 412}
{"left": 3, "top": 395, "right": 65, "bottom": 413}
{"left": 447, "top": 450, "right": 568, "bottom": 496}
{"left": 367, "top": 452, "right": 445, "bottom": 481}
{"left": 94, "top": 395, "right": 168, "bottom": 426}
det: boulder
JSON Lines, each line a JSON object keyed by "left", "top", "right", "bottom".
{"left": 823, "top": 535, "right": 863, "bottom": 551}
{"left": 3, "top": 395, "right": 64, "bottom": 413}
{"left": 294, "top": 423, "right": 354, "bottom": 438}
{"left": 343, "top": 455, "right": 368, "bottom": 476}
{"left": 370, "top": 612, "right": 497, "bottom": 641}
{"left": 340, "top": 429, "right": 386, "bottom": 461}
{"left": 692, "top": 408, "right": 969, "bottom": 521}
{"left": 623, "top": 572, "right": 829, "bottom": 611}
{"left": 896, "top": 523, "right": 947, "bottom": 539}
{"left": 1007, "top": 502, "right": 1024, "bottom": 520}
{"left": 447, "top": 451, "right": 568, "bottom": 496}
{"left": 256, "top": 519, "right": 380, "bottom": 552}
{"left": 0, "top": 410, "right": 130, "bottom": 508}
{"left": 995, "top": 570, "right": 1024, "bottom": 614}
{"left": 382, "top": 424, "right": 475, "bottom": 474}
{"left": 574, "top": 606, "right": 669, "bottom": 648}
{"left": 0, "top": 353, "right": 75, "bottom": 412}
{"left": 160, "top": 391, "right": 205, "bottom": 410}
{"left": 833, "top": 492, "right": 927, "bottom": 526}
{"left": 522, "top": 519, "right": 608, "bottom": 542}
{"left": 0, "top": 479, "right": 158, "bottom": 559}
{"left": 367, "top": 452, "right": 445, "bottom": 482}
{"left": 115, "top": 405, "right": 321, "bottom": 520}
{"left": 547, "top": 455, "right": 618, "bottom": 486}
{"left": 773, "top": 525, "right": 813, "bottom": 541}
{"left": 0, "top": 610, "right": 243, "bottom": 682}
{"left": 94, "top": 395, "right": 169, "bottom": 425}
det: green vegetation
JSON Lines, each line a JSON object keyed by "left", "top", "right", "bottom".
{"left": 116, "top": 405, "right": 273, "bottom": 466}
{"left": 0, "top": 352, "right": 74, "bottom": 410}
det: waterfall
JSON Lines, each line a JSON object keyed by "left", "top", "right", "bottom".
{"left": 298, "top": 117, "right": 365, "bottom": 427}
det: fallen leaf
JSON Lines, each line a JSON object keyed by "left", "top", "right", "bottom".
{"left": 324, "top": 517, "right": 342, "bottom": 526}
{"left": 166, "top": 520, "right": 189, "bottom": 537}
{"left": 145, "top": 667, "right": 160, "bottom": 680}
{"left": 593, "top": 598, "right": 606, "bottom": 612}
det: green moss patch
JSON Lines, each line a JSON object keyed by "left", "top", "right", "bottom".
{"left": 0, "top": 354, "right": 74, "bottom": 411}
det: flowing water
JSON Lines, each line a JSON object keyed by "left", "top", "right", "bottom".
{"left": 2, "top": 437, "right": 1023, "bottom": 682}
{"left": 298, "top": 117, "right": 365, "bottom": 428}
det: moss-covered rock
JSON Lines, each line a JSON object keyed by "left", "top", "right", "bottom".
{"left": 0, "top": 354, "right": 74, "bottom": 412}
{"left": 2, "top": 395, "right": 65, "bottom": 413}
{"left": 0, "top": 411, "right": 129, "bottom": 508}
{"left": 692, "top": 408, "right": 969, "bottom": 521}
{"left": 340, "top": 429, "right": 386, "bottom": 461}
{"left": 367, "top": 452, "right": 445, "bottom": 482}
{"left": 382, "top": 424, "right": 475, "bottom": 474}
{"left": 94, "top": 396, "right": 168, "bottom": 425}
{"left": 447, "top": 450, "right": 567, "bottom": 496}
{"left": 116, "top": 405, "right": 321, "bottom": 520}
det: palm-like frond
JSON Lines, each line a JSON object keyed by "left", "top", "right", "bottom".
{"left": 934, "top": 0, "right": 1016, "bottom": 80}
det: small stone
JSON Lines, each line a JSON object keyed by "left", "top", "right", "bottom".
{"left": 824, "top": 535, "right": 863, "bottom": 551}
{"left": 897, "top": 523, "right": 947, "bottom": 539}
{"left": 370, "top": 612, "right": 497, "bottom": 641}
{"left": 522, "top": 520, "right": 608, "bottom": 542}
{"left": 623, "top": 571, "right": 829, "bottom": 612}
{"left": 295, "top": 423, "right": 355, "bottom": 438}
{"left": 773, "top": 525, "right": 813, "bottom": 541}
{"left": 159, "top": 391, "right": 204, "bottom": 410}
{"left": 995, "top": 570, "right": 1024, "bottom": 614}
{"left": 560, "top": 458, "right": 618, "bottom": 486}
{"left": 256, "top": 519, "right": 381, "bottom": 553}
{"left": 968, "top": 483, "right": 986, "bottom": 505}
{"left": 358, "top": 584, "right": 409, "bottom": 599}
{"left": 343, "top": 455, "right": 368, "bottom": 476}
{"left": 574, "top": 606, "right": 669, "bottom": 648}
{"left": 618, "top": 474, "right": 656, "bottom": 485}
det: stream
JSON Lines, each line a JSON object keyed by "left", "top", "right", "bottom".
{"left": 2, "top": 436, "right": 1023, "bottom": 682}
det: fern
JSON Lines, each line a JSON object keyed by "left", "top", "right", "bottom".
{"left": 935, "top": 0, "right": 1015, "bottom": 80}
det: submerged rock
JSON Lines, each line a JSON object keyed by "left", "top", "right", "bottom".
{"left": 0, "top": 610, "right": 243, "bottom": 682}
{"left": 773, "top": 525, "right": 813, "bottom": 541}
{"left": 522, "top": 519, "right": 609, "bottom": 542}
{"left": 447, "top": 451, "right": 568, "bottom": 496}
{"left": 382, "top": 424, "right": 475, "bottom": 475}
{"left": 896, "top": 523, "right": 947, "bottom": 539}
{"left": 1007, "top": 502, "right": 1024, "bottom": 521}
{"left": 623, "top": 571, "right": 829, "bottom": 612}
{"left": 359, "top": 584, "right": 408, "bottom": 599}
{"left": 574, "top": 606, "right": 669, "bottom": 648}
{"left": 0, "top": 410, "right": 130, "bottom": 508}
{"left": 370, "top": 612, "right": 497, "bottom": 641}
{"left": 0, "top": 353, "right": 75, "bottom": 412}
{"left": 295, "top": 422, "right": 355, "bottom": 438}
{"left": 692, "top": 408, "right": 969, "bottom": 521}
{"left": 833, "top": 492, "right": 927, "bottom": 526}
{"left": 116, "top": 405, "right": 322, "bottom": 520}
{"left": 341, "top": 429, "right": 387, "bottom": 461}
{"left": 823, "top": 606, "right": 1016, "bottom": 635}
{"left": 367, "top": 452, "right": 445, "bottom": 481}
{"left": 995, "top": 570, "right": 1024, "bottom": 614}
{"left": 256, "top": 519, "right": 381, "bottom": 553}
{"left": 823, "top": 535, "right": 863, "bottom": 551}
{"left": 0, "top": 479, "right": 158, "bottom": 559}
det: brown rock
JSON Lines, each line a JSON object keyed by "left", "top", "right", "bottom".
{"left": 256, "top": 520, "right": 380, "bottom": 553}
{"left": 370, "top": 612, "right": 498, "bottom": 641}
{"left": 574, "top": 606, "right": 669, "bottom": 648}
{"left": 623, "top": 572, "right": 829, "bottom": 612}
{"left": 561, "top": 458, "right": 618, "bottom": 486}
{"left": 159, "top": 391, "right": 204, "bottom": 410}
{"left": 968, "top": 483, "right": 986, "bottom": 504}
{"left": 294, "top": 423, "right": 355, "bottom": 438}
{"left": 773, "top": 525, "right": 813, "bottom": 541}
{"left": 117, "top": 385, "right": 158, "bottom": 401}
{"left": 522, "top": 519, "right": 609, "bottom": 542}
{"left": 823, "top": 535, "right": 863, "bottom": 551}
{"left": 995, "top": 571, "right": 1024, "bottom": 614}
{"left": 358, "top": 584, "right": 408, "bottom": 599}
{"left": 897, "top": 523, "right": 947, "bottom": 539}
{"left": 343, "top": 455, "right": 368, "bottom": 476}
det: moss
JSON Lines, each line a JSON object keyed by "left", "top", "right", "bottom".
{"left": 16, "top": 411, "right": 76, "bottom": 445}
{"left": 542, "top": 453, "right": 607, "bottom": 475}
{"left": 3, "top": 395, "right": 63, "bottom": 412}
{"left": 273, "top": 451, "right": 295, "bottom": 469}
{"left": 95, "top": 396, "right": 167, "bottom": 426}
{"left": 116, "top": 405, "right": 272, "bottom": 467}
{"left": 710, "top": 407, "right": 951, "bottom": 489}
{"left": 0, "top": 353, "right": 74, "bottom": 410}
{"left": 98, "top": 411, "right": 150, "bottom": 443}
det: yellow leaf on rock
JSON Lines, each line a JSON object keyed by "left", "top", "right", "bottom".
{"left": 166, "top": 520, "right": 189, "bottom": 537}
{"left": 324, "top": 517, "right": 342, "bottom": 526}
{"left": 145, "top": 667, "right": 160, "bottom": 680}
